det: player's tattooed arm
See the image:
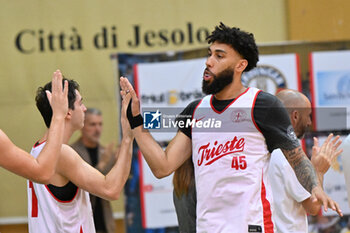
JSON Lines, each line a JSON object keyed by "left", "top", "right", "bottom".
{"left": 281, "top": 146, "right": 318, "bottom": 193}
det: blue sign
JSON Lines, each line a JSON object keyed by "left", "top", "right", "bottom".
{"left": 143, "top": 110, "right": 162, "bottom": 129}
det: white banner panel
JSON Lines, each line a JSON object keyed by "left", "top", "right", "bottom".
{"left": 242, "top": 53, "right": 301, "bottom": 94}
{"left": 138, "top": 152, "right": 177, "bottom": 228}
{"left": 135, "top": 58, "right": 205, "bottom": 228}
{"left": 321, "top": 135, "right": 350, "bottom": 216}
{"left": 135, "top": 58, "right": 206, "bottom": 142}
{"left": 134, "top": 54, "right": 301, "bottom": 228}
{"left": 309, "top": 50, "right": 350, "bottom": 131}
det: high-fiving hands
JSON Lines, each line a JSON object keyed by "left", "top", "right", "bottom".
{"left": 120, "top": 77, "right": 144, "bottom": 130}
{"left": 46, "top": 70, "right": 69, "bottom": 119}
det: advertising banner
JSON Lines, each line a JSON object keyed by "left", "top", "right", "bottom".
{"left": 242, "top": 53, "right": 301, "bottom": 94}
{"left": 135, "top": 58, "right": 205, "bottom": 228}
{"left": 309, "top": 50, "right": 350, "bottom": 131}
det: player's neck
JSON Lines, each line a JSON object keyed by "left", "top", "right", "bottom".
{"left": 63, "top": 124, "right": 75, "bottom": 144}
{"left": 42, "top": 128, "right": 72, "bottom": 144}
{"left": 214, "top": 77, "right": 246, "bottom": 100}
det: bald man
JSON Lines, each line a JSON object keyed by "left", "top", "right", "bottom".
{"left": 268, "top": 89, "right": 343, "bottom": 233}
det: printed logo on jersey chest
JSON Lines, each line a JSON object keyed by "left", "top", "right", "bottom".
{"left": 231, "top": 109, "right": 249, "bottom": 123}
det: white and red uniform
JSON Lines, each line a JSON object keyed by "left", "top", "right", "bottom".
{"left": 27, "top": 142, "right": 95, "bottom": 233}
{"left": 192, "top": 87, "right": 274, "bottom": 233}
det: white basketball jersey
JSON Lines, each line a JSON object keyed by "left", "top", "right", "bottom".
{"left": 192, "top": 87, "right": 274, "bottom": 233}
{"left": 27, "top": 142, "right": 95, "bottom": 233}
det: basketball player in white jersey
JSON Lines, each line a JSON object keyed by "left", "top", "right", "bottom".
{"left": 269, "top": 89, "right": 343, "bottom": 233}
{"left": 28, "top": 76, "right": 133, "bottom": 233}
{"left": 120, "top": 22, "right": 341, "bottom": 232}
{"left": 0, "top": 70, "right": 68, "bottom": 183}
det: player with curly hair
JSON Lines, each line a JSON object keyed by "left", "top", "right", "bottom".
{"left": 120, "top": 22, "right": 341, "bottom": 233}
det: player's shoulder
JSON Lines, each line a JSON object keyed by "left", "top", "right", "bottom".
{"left": 255, "top": 90, "right": 282, "bottom": 108}
{"left": 256, "top": 90, "right": 278, "bottom": 102}
{"left": 61, "top": 144, "right": 80, "bottom": 158}
{"left": 61, "top": 143, "right": 72, "bottom": 151}
{"left": 0, "top": 129, "right": 10, "bottom": 144}
{"left": 187, "top": 98, "right": 202, "bottom": 108}
{"left": 181, "top": 99, "right": 202, "bottom": 114}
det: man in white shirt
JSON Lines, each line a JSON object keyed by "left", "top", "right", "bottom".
{"left": 269, "top": 89, "right": 342, "bottom": 233}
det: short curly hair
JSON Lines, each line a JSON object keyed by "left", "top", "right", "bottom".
{"left": 207, "top": 22, "right": 259, "bottom": 72}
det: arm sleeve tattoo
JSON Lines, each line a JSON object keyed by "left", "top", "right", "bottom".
{"left": 281, "top": 146, "right": 318, "bottom": 193}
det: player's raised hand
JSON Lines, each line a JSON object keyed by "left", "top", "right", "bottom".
{"left": 311, "top": 134, "right": 343, "bottom": 175}
{"left": 120, "top": 78, "right": 133, "bottom": 138}
{"left": 46, "top": 70, "right": 68, "bottom": 119}
{"left": 119, "top": 76, "right": 140, "bottom": 117}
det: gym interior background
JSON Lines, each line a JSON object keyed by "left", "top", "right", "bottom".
{"left": 0, "top": 0, "right": 350, "bottom": 232}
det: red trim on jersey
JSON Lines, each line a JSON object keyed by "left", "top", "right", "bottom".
{"left": 80, "top": 225, "right": 83, "bottom": 233}
{"left": 191, "top": 98, "right": 204, "bottom": 136}
{"left": 44, "top": 184, "right": 79, "bottom": 203}
{"left": 33, "top": 140, "right": 46, "bottom": 148}
{"left": 29, "top": 181, "right": 38, "bottom": 217}
{"left": 209, "top": 87, "right": 250, "bottom": 114}
{"left": 309, "top": 53, "right": 317, "bottom": 130}
{"left": 261, "top": 174, "right": 274, "bottom": 233}
{"left": 133, "top": 64, "right": 140, "bottom": 96}
{"left": 251, "top": 90, "right": 263, "bottom": 134}
{"left": 296, "top": 54, "right": 302, "bottom": 92}
{"left": 138, "top": 150, "right": 147, "bottom": 228}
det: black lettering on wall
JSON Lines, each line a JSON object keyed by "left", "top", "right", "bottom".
{"left": 15, "top": 30, "right": 35, "bottom": 54}
{"left": 128, "top": 25, "right": 140, "bottom": 48}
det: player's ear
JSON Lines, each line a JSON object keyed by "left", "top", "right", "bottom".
{"left": 291, "top": 110, "right": 299, "bottom": 122}
{"left": 66, "top": 109, "right": 72, "bottom": 120}
{"left": 236, "top": 59, "right": 248, "bottom": 73}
